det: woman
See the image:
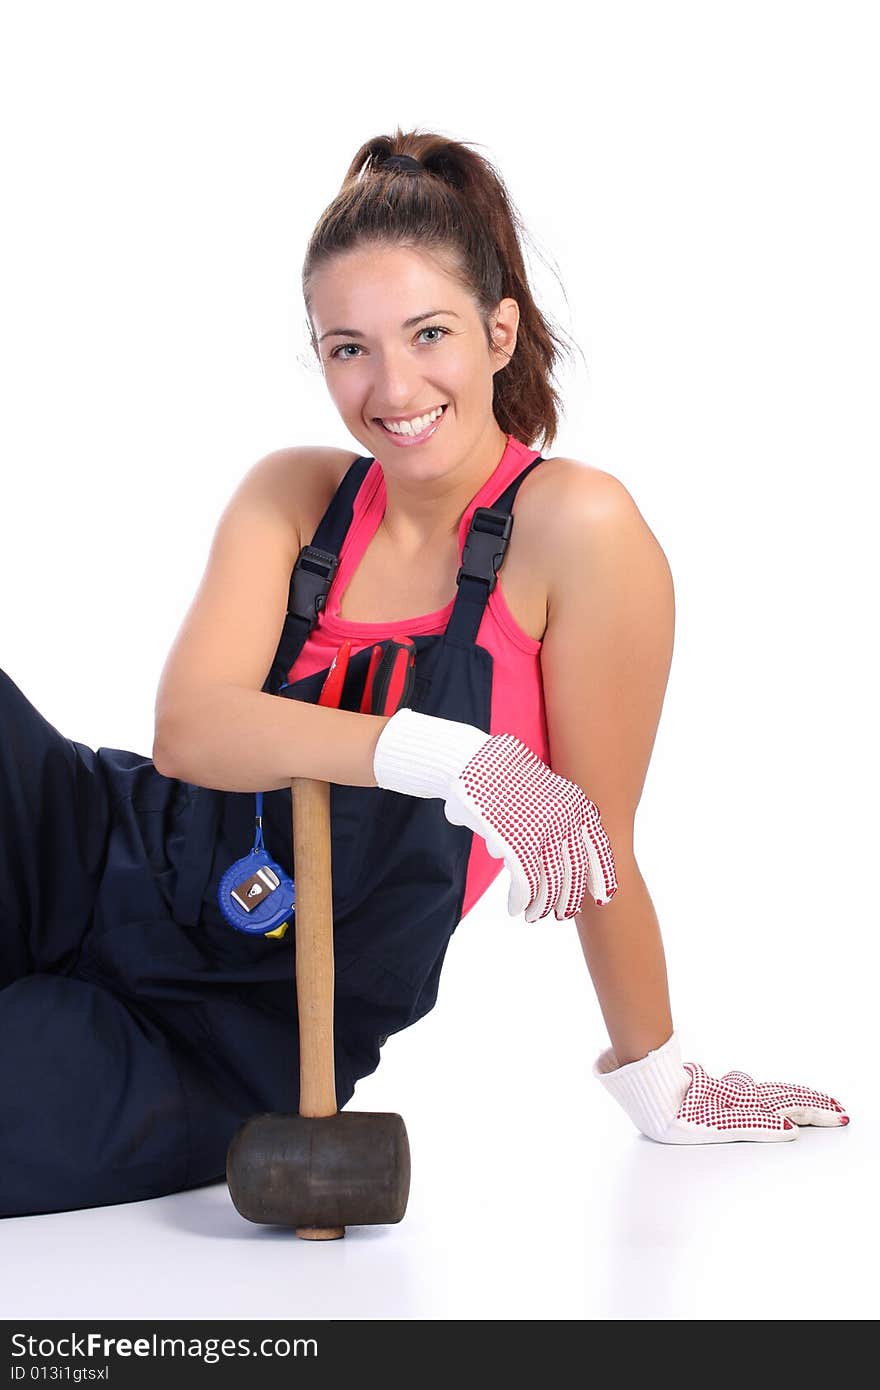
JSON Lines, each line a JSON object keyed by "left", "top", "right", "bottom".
{"left": 0, "top": 129, "right": 848, "bottom": 1219}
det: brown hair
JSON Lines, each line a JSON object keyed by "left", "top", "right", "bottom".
{"left": 301, "top": 126, "right": 580, "bottom": 453}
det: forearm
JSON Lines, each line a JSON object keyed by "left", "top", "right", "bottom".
{"left": 154, "top": 684, "right": 391, "bottom": 792}
{"left": 575, "top": 857, "right": 673, "bottom": 1066}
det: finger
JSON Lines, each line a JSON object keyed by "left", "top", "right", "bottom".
{"left": 523, "top": 865, "right": 552, "bottom": 922}
{"left": 556, "top": 831, "right": 588, "bottom": 919}
{"left": 528, "top": 841, "right": 564, "bottom": 923}
{"left": 707, "top": 1106, "right": 800, "bottom": 1140}
{"left": 756, "top": 1080, "right": 850, "bottom": 1123}
{"left": 554, "top": 836, "right": 574, "bottom": 920}
{"left": 582, "top": 810, "right": 619, "bottom": 906}
{"left": 777, "top": 1104, "right": 850, "bottom": 1128}
{"left": 506, "top": 854, "right": 536, "bottom": 918}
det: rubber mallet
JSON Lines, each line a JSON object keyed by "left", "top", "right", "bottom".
{"left": 226, "top": 645, "right": 411, "bottom": 1238}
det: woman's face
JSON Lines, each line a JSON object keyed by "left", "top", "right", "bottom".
{"left": 308, "top": 244, "right": 518, "bottom": 463}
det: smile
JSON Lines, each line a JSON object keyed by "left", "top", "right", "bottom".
{"left": 374, "top": 403, "right": 448, "bottom": 445}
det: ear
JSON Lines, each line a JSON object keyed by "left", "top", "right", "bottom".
{"left": 490, "top": 296, "right": 520, "bottom": 370}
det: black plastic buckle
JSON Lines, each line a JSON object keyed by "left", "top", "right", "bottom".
{"left": 456, "top": 507, "right": 513, "bottom": 595}
{"left": 289, "top": 545, "right": 339, "bottom": 628}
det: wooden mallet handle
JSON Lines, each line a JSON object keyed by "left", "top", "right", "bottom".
{"left": 291, "top": 775, "right": 343, "bottom": 1239}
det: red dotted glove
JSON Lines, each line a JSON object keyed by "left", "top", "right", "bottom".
{"left": 373, "top": 708, "right": 619, "bottom": 920}
{"left": 594, "top": 1032, "right": 850, "bottom": 1143}
{"left": 674, "top": 1063, "right": 850, "bottom": 1140}
{"left": 445, "top": 732, "right": 618, "bottom": 919}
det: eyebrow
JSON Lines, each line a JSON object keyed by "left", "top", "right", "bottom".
{"left": 318, "top": 309, "right": 461, "bottom": 344}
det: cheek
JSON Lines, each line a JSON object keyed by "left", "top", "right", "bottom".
{"left": 328, "top": 379, "right": 360, "bottom": 409}
{"left": 439, "top": 370, "right": 470, "bottom": 402}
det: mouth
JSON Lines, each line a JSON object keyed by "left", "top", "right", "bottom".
{"left": 373, "top": 403, "right": 448, "bottom": 441}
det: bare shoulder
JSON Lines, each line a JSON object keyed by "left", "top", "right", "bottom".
{"left": 529, "top": 456, "right": 673, "bottom": 591}
{"left": 512, "top": 454, "right": 620, "bottom": 535}
{"left": 521, "top": 454, "right": 641, "bottom": 521}
{"left": 258, "top": 445, "right": 364, "bottom": 551}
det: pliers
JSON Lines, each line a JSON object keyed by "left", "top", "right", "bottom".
{"left": 317, "top": 637, "right": 416, "bottom": 715}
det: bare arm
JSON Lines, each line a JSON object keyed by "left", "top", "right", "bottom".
{"left": 153, "top": 687, "right": 391, "bottom": 791}
{"left": 539, "top": 464, "right": 677, "bottom": 1066}
{"left": 573, "top": 869, "right": 673, "bottom": 1066}
{"left": 150, "top": 445, "right": 389, "bottom": 791}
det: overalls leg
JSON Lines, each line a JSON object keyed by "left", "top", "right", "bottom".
{"left": 0, "top": 973, "right": 189, "bottom": 1217}
{"left": 0, "top": 667, "right": 191, "bottom": 1217}
{"left": 0, "top": 666, "right": 112, "bottom": 986}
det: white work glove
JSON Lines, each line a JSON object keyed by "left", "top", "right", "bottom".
{"left": 372, "top": 706, "right": 618, "bottom": 921}
{"left": 593, "top": 1031, "right": 850, "bottom": 1143}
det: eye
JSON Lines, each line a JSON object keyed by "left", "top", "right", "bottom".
{"left": 418, "top": 325, "right": 450, "bottom": 345}
{"left": 328, "top": 324, "right": 451, "bottom": 361}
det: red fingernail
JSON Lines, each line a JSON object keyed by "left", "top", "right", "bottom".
{"left": 838, "top": 1115, "right": 850, "bottom": 1125}
{"left": 831, "top": 1097, "right": 845, "bottom": 1112}
{"left": 783, "top": 1118, "right": 794, "bottom": 1130}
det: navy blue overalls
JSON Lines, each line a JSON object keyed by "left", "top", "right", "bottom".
{"left": 0, "top": 449, "right": 544, "bottom": 1217}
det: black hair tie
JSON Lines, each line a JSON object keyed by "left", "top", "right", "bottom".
{"left": 382, "top": 153, "right": 423, "bottom": 173}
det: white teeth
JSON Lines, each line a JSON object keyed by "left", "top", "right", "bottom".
{"left": 381, "top": 405, "right": 445, "bottom": 435}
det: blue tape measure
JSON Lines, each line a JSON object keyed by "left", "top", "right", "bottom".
{"left": 216, "top": 792, "right": 295, "bottom": 938}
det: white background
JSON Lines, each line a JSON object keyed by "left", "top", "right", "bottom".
{"left": 1, "top": 0, "right": 877, "bottom": 1321}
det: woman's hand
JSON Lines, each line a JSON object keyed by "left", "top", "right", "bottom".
{"left": 372, "top": 707, "right": 618, "bottom": 920}
{"left": 593, "top": 1032, "right": 851, "bottom": 1143}
{"left": 666, "top": 1063, "right": 850, "bottom": 1142}
{"left": 443, "top": 730, "right": 618, "bottom": 919}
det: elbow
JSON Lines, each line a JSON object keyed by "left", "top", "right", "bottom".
{"left": 152, "top": 725, "right": 179, "bottom": 780}
{"left": 152, "top": 694, "right": 199, "bottom": 780}
{"left": 152, "top": 741, "right": 172, "bottom": 780}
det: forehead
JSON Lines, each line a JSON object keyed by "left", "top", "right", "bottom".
{"left": 310, "top": 244, "right": 464, "bottom": 318}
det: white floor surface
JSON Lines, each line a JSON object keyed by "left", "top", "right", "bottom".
{"left": 2, "top": 887, "right": 873, "bottom": 1322}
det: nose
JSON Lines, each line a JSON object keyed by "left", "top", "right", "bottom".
{"left": 366, "top": 348, "right": 434, "bottom": 413}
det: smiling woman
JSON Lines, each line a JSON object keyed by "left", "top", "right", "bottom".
{"left": 0, "top": 124, "right": 848, "bottom": 1222}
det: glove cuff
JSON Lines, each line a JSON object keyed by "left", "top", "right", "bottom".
{"left": 593, "top": 1031, "right": 692, "bottom": 1141}
{"left": 373, "top": 707, "right": 491, "bottom": 800}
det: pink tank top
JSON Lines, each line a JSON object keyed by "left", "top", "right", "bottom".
{"left": 287, "top": 432, "right": 551, "bottom": 920}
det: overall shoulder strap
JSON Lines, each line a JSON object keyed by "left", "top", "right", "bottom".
{"left": 444, "top": 455, "right": 546, "bottom": 648}
{"left": 261, "top": 455, "right": 374, "bottom": 694}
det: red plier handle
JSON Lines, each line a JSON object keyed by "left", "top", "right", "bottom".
{"left": 359, "top": 637, "right": 416, "bottom": 715}
{"left": 318, "top": 639, "right": 352, "bottom": 709}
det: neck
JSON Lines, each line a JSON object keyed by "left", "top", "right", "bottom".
{"left": 379, "top": 421, "right": 510, "bottom": 550}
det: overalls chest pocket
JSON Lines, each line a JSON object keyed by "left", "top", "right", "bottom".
{"left": 279, "top": 634, "right": 490, "bottom": 1025}
{"left": 272, "top": 635, "right": 440, "bottom": 919}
